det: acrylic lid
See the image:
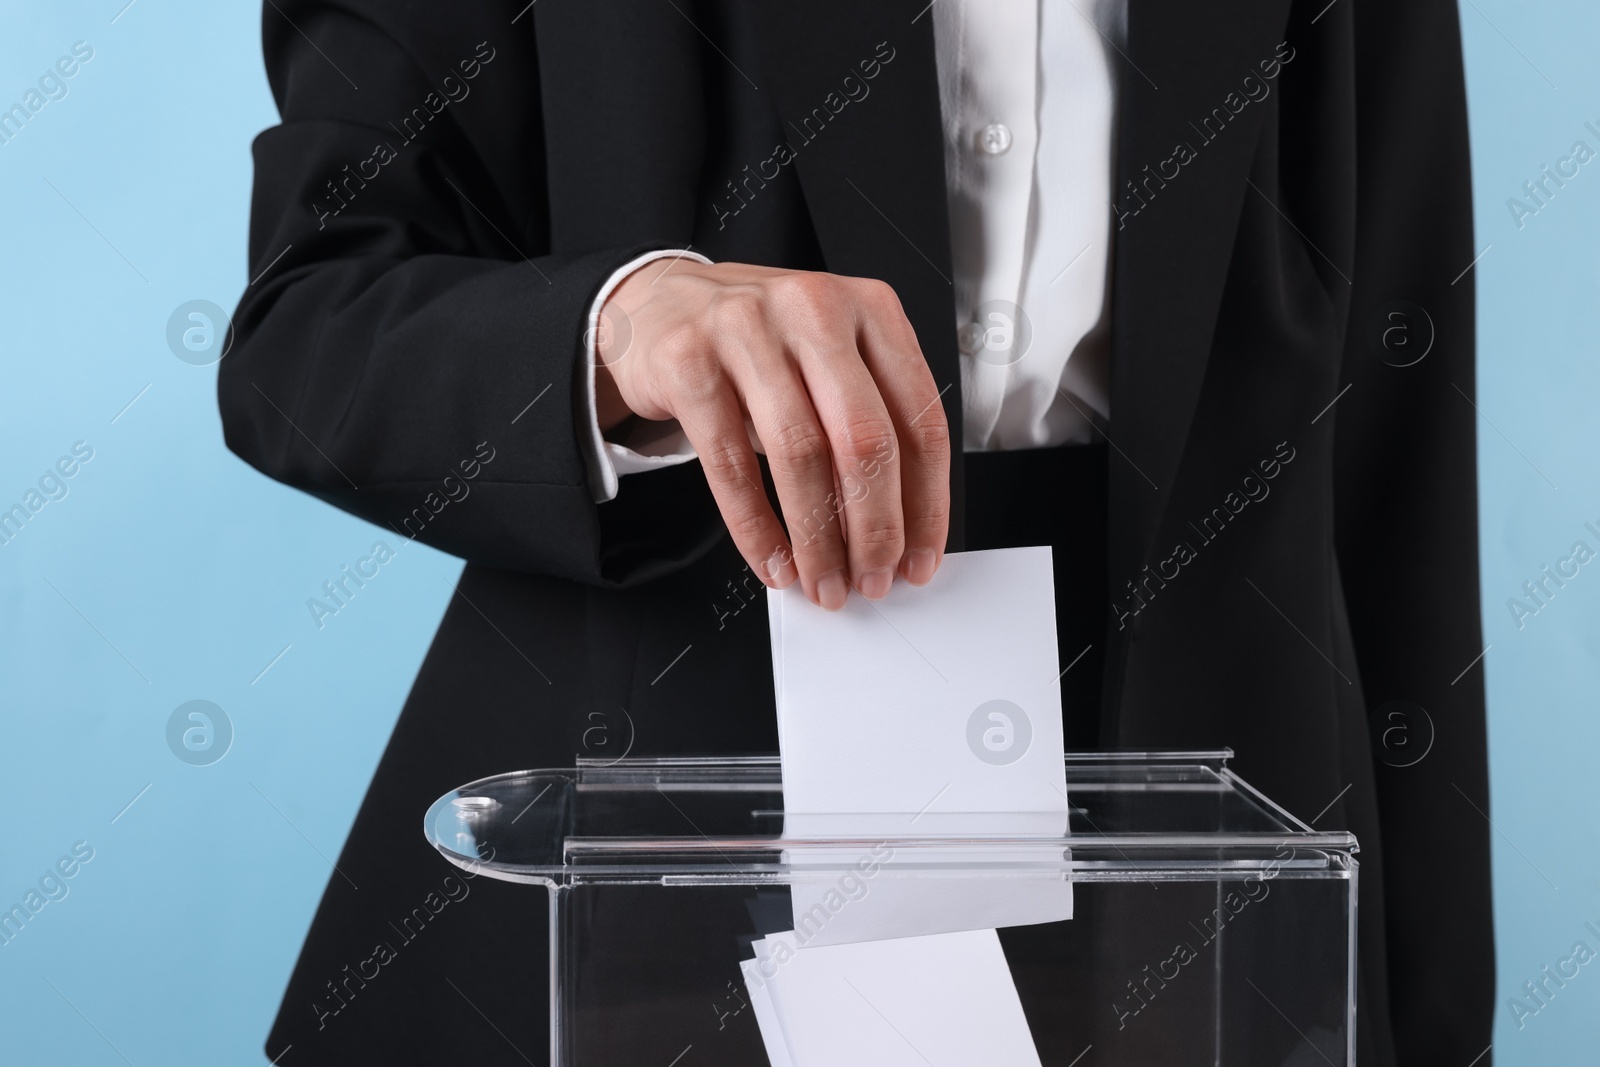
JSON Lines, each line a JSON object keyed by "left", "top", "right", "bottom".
{"left": 426, "top": 750, "right": 1357, "bottom": 887}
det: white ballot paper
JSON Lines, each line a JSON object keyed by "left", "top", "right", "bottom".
{"left": 770, "top": 546, "right": 1068, "bottom": 824}
{"left": 741, "top": 928, "right": 1044, "bottom": 1067}
{"left": 769, "top": 545, "right": 1073, "bottom": 945}
{"left": 748, "top": 548, "right": 1068, "bottom": 1065}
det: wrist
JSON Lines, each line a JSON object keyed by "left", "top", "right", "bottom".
{"left": 591, "top": 249, "right": 714, "bottom": 434}
{"left": 593, "top": 356, "right": 634, "bottom": 434}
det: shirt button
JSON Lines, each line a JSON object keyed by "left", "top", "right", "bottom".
{"left": 977, "top": 123, "right": 1012, "bottom": 155}
{"left": 957, "top": 321, "right": 985, "bottom": 356}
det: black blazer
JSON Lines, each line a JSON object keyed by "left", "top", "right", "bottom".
{"left": 223, "top": 2, "right": 1491, "bottom": 1064}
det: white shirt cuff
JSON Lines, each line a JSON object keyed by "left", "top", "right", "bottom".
{"left": 579, "top": 248, "right": 711, "bottom": 503}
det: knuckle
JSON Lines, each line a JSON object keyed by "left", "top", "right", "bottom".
{"left": 854, "top": 277, "right": 902, "bottom": 315}
{"left": 849, "top": 516, "right": 905, "bottom": 553}
{"left": 836, "top": 414, "right": 898, "bottom": 465}
{"left": 705, "top": 287, "right": 765, "bottom": 336}
{"left": 699, "top": 439, "right": 754, "bottom": 489}
{"left": 658, "top": 346, "right": 720, "bottom": 403}
{"left": 902, "top": 495, "right": 950, "bottom": 541}
{"left": 767, "top": 418, "right": 831, "bottom": 471}
{"left": 791, "top": 510, "right": 840, "bottom": 552}
{"left": 653, "top": 323, "right": 705, "bottom": 369}
{"left": 726, "top": 504, "right": 772, "bottom": 545}
{"left": 905, "top": 408, "right": 951, "bottom": 457}
{"left": 772, "top": 272, "right": 839, "bottom": 314}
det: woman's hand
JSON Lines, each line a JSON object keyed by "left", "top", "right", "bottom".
{"left": 596, "top": 261, "right": 950, "bottom": 610}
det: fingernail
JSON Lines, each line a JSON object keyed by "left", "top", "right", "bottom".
{"left": 858, "top": 567, "right": 893, "bottom": 601}
{"left": 764, "top": 549, "right": 798, "bottom": 588}
{"left": 816, "top": 570, "right": 849, "bottom": 611}
{"left": 902, "top": 548, "right": 938, "bottom": 585}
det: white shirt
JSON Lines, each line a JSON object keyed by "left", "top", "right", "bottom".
{"left": 579, "top": 0, "right": 1127, "bottom": 502}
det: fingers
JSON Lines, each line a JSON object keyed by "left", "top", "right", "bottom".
{"left": 628, "top": 263, "right": 948, "bottom": 610}
{"left": 849, "top": 278, "right": 950, "bottom": 585}
{"left": 657, "top": 332, "right": 799, "bottom": 592}
{"left": 734, "top": 273, "right": 911, "bottom": 608}
{"left": 741, "top": 369, "right": 857, "bottom": 610}
{"left": 712, "top": 285, "right": 853, "bottom": 608}
{"left": 783, "top": 329, "right": 907, "bottom": 604}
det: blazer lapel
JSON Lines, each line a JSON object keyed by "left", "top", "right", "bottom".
{"left": 749, "top": 2, "right": 966, "bottom": 545}
{"left": 1107, "top": 0, "right": 1295, "bottom": 584}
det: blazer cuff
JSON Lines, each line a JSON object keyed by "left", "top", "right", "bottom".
{"left": 579, "top": 248, "right": 712, "bottom": 503}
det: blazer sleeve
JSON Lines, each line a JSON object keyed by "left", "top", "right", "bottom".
{"left": 218, "top": 0, "right": 725, "bottom": 585}
{"left": 1331, "top": 0, "right": 1494, "bottom": 1044}
{"left": 1332, "top": 0, "right": 1485, "bottom": 729}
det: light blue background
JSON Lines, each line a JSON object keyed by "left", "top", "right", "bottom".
{"left": 0, "top": 1, "right": 1595, "bottom": 1062}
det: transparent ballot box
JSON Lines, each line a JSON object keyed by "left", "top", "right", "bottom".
{"left": 425, "top": 750, "right": 1357, "bottom": 1066}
